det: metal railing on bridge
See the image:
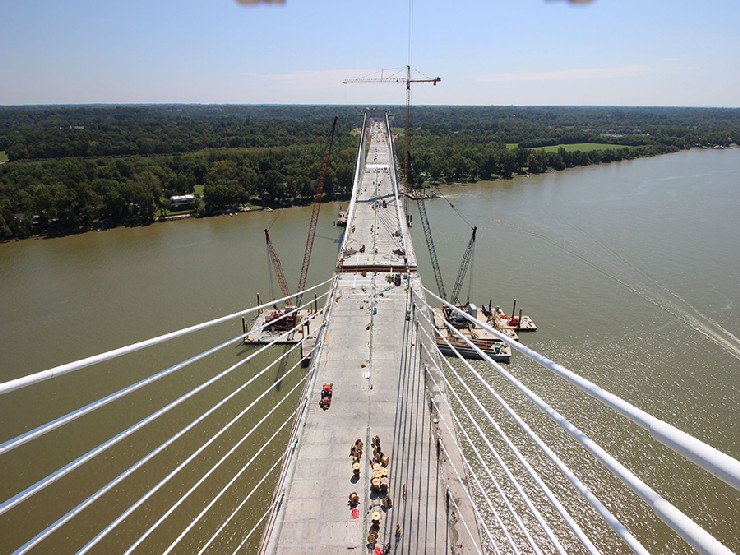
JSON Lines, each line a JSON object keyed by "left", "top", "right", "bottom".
{"left": 410, "top": 280, "right": 739, "bottom": 555}
{"left": 0, "top": 279, "right": 335, "bottom": 554}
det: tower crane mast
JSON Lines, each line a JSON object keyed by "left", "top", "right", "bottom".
{"left": 343, "top": 65, "right": 440, "bottom": 190}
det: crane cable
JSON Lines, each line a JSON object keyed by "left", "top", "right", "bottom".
{"left": 437, "top": 191, "right": 476, "bottom": 230}
{"left": 266, "top": 209, "right": 281, "bottom": 231}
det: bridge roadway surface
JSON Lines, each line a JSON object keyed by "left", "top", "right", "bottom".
{"left": 262, "top": 118, "right": 481, "bottom": 553}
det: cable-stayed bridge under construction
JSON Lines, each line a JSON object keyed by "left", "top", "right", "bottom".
{"left": 0, "top": 110, "right": 738, "bottom": 554}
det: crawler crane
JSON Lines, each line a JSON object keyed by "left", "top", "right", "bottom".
{"left": 263, "top": 117, "right": 338, "bottom": 329}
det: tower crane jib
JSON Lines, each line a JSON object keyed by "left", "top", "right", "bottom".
{"left": 343, "top": 66, "right": 440, "bottom": 190}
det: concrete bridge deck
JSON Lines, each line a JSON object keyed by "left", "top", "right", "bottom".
{"left": 262, "top": 116, "right": 480, "bottom": 553}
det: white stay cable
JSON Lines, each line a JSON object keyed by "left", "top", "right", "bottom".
{"left": 417, "top": 310, "right": 573, "bottom": 554}
{"left": 426, "top": 388, "right": 520, "bottom": 555}
{"left": 418, "top": 281, "right": 740, "bottom": 493}
{"left": 0, "top": 304, "right": 318, "bottom": 520}
{"left": 230, "top": 493, "right": 283, "bottom": 555}
{"left": 440, "top": 451, "right": 487, "bottom": 555}
{"left": 197, "top": 451, "right": 288, "bottom": 555}
{"left": 128, "top": 405, "right": 300, "bottom": 555}
{"left": 0, "top": 277, "right": 332, "bottom": 396}
{"left": 439, "top": 439, "right": 502, "bottom": 555}
{"left": 418, "top": 286, "right": 735, "bottom": 555}
{"left": 424, "top": 358, "right": 537, "bottom": 555}
{"left": 1, "top": 332, "right": 240, "bottom": 457}
{"left": 78, "top": 346, "right": 312, "bottom": 555}
{"left": 467, "top": 457, "right": 518, "bottom": 555}
{"left": 17, "top": 340, "right": 314, "bottom": 554}
{"left": 427, "top": 299, "right": 652, "bottom": 554}
{"left": 161, "top": 405, "right": 300, "bottom": 555}
{"left": 0, "top": 292, "right": 326, "bottom": 458}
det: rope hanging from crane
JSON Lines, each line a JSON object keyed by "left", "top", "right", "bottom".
{"left": 438, "top": 192, "right": 476, "bottom": 229}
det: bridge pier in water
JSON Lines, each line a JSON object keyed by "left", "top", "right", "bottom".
{"left": 261, "top": 113, "right": 482, "bottom": 552}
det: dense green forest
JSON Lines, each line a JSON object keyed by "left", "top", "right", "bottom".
{"left": 1, "top": 105, "right": 738, "bottom": 240}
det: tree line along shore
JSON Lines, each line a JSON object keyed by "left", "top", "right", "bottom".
{"left": 1, "top": 105, "right": 737, "bottom": 240}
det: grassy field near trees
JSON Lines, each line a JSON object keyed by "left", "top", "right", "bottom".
{"left": 1, "top": 105, "right": 737, "bottom": 240}
{"left": 508, "top": 142, "right": 634, "bottom": 152}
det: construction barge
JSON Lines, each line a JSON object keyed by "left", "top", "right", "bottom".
{"left": 433, "top": 306, "right": 512, "bottom": 363}
{"left": 243, "top": 306, "right": 325, "bottom": 366}
{"left": 432, "top": 298, "right": 539, "bottom": 363}
{"left": 483, "top": 299, "right": 538, "bottom": 333}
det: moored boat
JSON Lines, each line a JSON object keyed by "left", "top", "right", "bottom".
{"left": 432, "top": 306, "right": 511, "bottom": 362}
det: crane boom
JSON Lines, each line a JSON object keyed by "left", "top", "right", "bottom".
{"left": 296, "top": 116, "right": 338, "bottom": 304}
{"left": 343, "top": 66, "right": 440, "bottom": 192}
{"left": 342, "top": 76, "right": 440, "bottom": 85}
{"left": 264, "top": 228, "right": 291, "bottom": 299}
{"left": 450, "top": 226, "right": 477, "bottom": 305}
{"left": 417, "top": 196, "right": 446, "bottom": 299}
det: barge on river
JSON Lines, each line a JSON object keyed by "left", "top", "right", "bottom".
{"left": 433, "top": 305, "right": 511, "bottom": 363}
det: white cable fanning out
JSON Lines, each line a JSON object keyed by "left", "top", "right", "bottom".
{"left": 438, "top": 439, "right": 501, "bottom": 555}
{"left": 416, "top": 334, "right": 568, "bottom": 555}
{"left": 423, "top": 358, "right": 539, "bottom": 555}
{"left": 416, "top": 311, "right": 578, "bottom": 554}
{"left": 426, "top": 390, "right": 520, "bottom": 555}
{"left": 428, "top": 372, "right": 534, "bottom": 554}
{"left": 0, "top": 304, "right": 321, "bottom": 520}
{"left": 197, "top": 451, "right": 287, "bottom": 555}
{"left": 427, "top": 300, "right": 661, "bottom": 553}
{"left": 442, "top": 464, "right": 485, "bottom": 555}
{"left": 160, "top": 405, "right": 299, "bottom": 555}
{"left": 416, "top": 280, "right": 740, "bottom": 493}
{"left": 467, "top": 458, "right": 516, "bottom": 555}
{"left": 419, "top": 305, "right": 632, "bottom": 554}
{"left": 128, "top": 405, "right": 299, "bottom": 555}
{"left": 0, "top": 277, "right": 333, "bottom": 396}
{"left": 0, "top": 291, "right": 327, "bottom": 458}
{"left": 74, "top": 348, "right": 312, "bottom": 555}
{"left": 417, "top": 287, "right": 737, "bottom": 555}
{"left": 17, "top": 342, "right": 314, "bottom": 555}
{"left": 419, "top": 401, "right": 497, "bottom": 552}
{"left": 253, "top": 280, "right": 341, "bottom": 547}
{"left": 421, "top": 374, "right": 502, "bottom": 552}
{"left": 230, "top": 492, "right": 283, "bottom": 555}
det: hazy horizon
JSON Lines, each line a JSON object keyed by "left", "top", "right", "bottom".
{"left": 2, "top": 0, "right": 738, "bottom": 107}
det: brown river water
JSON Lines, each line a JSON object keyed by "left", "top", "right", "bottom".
{"left": 0, "top": 147, "right": 738, "bottom": 553}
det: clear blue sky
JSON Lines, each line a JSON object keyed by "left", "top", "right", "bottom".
{"left": 1, "top": 0, "right": 738, "bottom": 106}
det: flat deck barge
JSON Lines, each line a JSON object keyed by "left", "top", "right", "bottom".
{"left": 433, "top": 307, "right": 512, "bottom": 363}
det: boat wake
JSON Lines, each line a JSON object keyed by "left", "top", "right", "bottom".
{"left": 563, "top": 220, "right": 740, "bottom": 362}
{"left": 498, "top": 217, "right": 740, "bottom": 362}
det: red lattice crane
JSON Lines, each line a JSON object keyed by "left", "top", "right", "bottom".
{"left": 343, "top": 66, "right": 440, "bottom": 190}
{"left": 263, "top": 228, "right": 291, "bottom": 299}
{"left": 263, "top": 117, "right": 338, "bottom": 306}
{"left": 296, "top": 116, "right": 338, "bottom": 304}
